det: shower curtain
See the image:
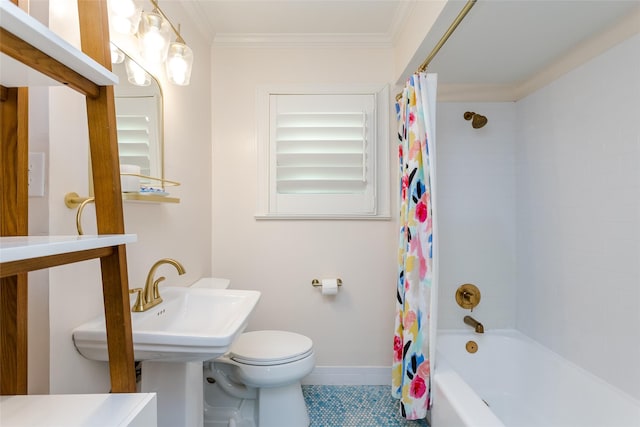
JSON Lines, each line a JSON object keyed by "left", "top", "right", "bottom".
{"left": 392, "top": 72, "right": 438, "bottom": 420}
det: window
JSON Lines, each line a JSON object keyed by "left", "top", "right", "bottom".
{"left": 257, "top": 85, "right": 390, "bottom": 219}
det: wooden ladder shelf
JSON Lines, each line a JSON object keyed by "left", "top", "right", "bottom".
{"left": 0, "top": 0, "right": 136, "bottom": 394}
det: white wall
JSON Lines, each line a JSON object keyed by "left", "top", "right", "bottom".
{"left": 436, "top": 102, "right": 517, "bottom": 330}
{"left": 25, "top": 0, "right": 51, "bottom": 396}
{"left": 27, "top": 87, "right": 51, "bottom": 395}
{"left": 43, "top": 0, "right": 212, "bottom": 393}
{"left": 211, "top": 45, "right": 398, "bottom": 369}
{"left": 392, "top": 0, "right": 446, "bottom": 83}
{"left": 516, "top": 34, "right": 640, "bottom": 400}
{"left": 435, "top": 33, "right": 640, "bottom": 401}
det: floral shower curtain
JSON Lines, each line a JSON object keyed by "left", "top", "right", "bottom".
{"left": 392, "top": 72, "right": 438, "bottom": 420}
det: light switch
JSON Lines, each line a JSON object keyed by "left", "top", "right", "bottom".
{"left": 28, "top": 152, "right": 45, "bottom": 197}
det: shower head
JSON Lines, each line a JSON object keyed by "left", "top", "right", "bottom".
{"left": 464, "top": 111, "right": 488, "bottom": 129}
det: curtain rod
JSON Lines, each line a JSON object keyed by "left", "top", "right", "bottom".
{"left": 396, "top": 0, "right": 477, "bottom": 101}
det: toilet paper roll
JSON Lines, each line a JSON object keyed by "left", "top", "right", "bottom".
{"left": 321, "top": 279, "right": 339, "bottom": 296}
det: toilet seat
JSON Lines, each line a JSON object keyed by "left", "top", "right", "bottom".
{"left": 229, "top": 330, "right": 313, "bottom": 366}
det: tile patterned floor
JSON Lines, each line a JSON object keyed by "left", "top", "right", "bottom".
{"left": 302, "top": 385, "right": 429, "bottom": 427}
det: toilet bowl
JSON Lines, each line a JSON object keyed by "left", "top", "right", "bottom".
{"left": 204, "top": 330, "right": 315, "bottom": 427}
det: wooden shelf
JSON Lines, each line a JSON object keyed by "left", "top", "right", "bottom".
{"left": 0, "top": 1, "right": 117, "bottom": 97}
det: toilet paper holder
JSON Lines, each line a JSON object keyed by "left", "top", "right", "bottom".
{"left": 311, "top": 279, "right": 342, "bottom": 287}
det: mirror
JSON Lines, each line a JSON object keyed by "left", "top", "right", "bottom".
{"left": 111, "top": 46, "right": 164, "bottom": 189}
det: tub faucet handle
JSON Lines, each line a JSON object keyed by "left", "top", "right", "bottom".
{"left": 456, "top": 284, "right": 481, "bottom": 311}
{"left": 462, "top": 291, "right": 475, "bottom": 311}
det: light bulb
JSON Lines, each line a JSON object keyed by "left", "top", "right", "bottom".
{"left": 125, "top": 57, "right": 151, "bottom": 86}
{"left": 166, "top": 41, "right": 193, "bottom": 86}
{"left": 111, "top": 15, "right": 131, "bottom": 34}
{"left": 110, "top": 0, "right": 136, "bottom": 18}
{"left": 167, "top": 56, "right": 187, "bottom": 84}
{"left": 139, "top": 10, "right": 170, "bottom": 65}
{"left": 109, "top": 9, "right": 142, "bottom": 34}
{"left": 110, "top": 44, "right": 125, "bottom": 64}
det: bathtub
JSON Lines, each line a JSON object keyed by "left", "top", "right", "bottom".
{"left": 431, "top": 329, "right": 640, "bottom": 427}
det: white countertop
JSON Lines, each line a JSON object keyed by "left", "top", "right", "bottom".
{"left": 0, "top": 393, "right": 157, "bottom": 427}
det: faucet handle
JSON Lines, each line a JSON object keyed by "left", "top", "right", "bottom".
{"left": 129, "top": 288, "right": 144, "bottom": 312}
{"left": 152, "top": 277, "right": 166, "bottom": 301}
{"left": 455, "top": 284, "right": 481, "bottom": 311}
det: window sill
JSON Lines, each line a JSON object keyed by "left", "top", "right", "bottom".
{"left": 254, "top": 213, "right": 391, "bottom": 221}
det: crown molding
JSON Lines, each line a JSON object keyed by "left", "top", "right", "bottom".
{"left": 212, "top": 33, "right": 394, "bottom": 49}
{"left": 437, "top": 6, "right": 640, "bottom": 103}
{"left": 512, "top": 5, "right": 640, "bottom": 101}
{"left": 437, "top": 83, "right": 518, "bottom": 102}
{"left": 210, "top": 0, "right": 414, "bottom": 49}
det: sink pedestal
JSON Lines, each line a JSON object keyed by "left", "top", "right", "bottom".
{"left": 72, "top": 286, "right": 262, "bottom": 426}
{"left": 141, "top": 361, "right": 203, "bottom": 427}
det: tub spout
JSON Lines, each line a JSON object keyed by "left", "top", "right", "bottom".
{"left": 464, "top": 315, "right": 484, "bottom": 334}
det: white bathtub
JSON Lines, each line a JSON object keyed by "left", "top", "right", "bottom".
{"left": 431, "top": 329, "right": 640, "bottom": 427}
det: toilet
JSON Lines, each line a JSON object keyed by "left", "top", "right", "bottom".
{"left": 192, "top": 278, "right": 315, "bottom": 427}
{"left": 203, "top": 330, "right": 315, "bottom": 427}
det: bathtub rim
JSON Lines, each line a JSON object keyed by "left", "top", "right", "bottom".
{"left": 435, "top": 328, "right": 640, "bottom": 424}
{"left": 432, "top": 355, "right": 505, "bottom": 427}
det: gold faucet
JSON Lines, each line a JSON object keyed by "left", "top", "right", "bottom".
{"left": 129, "top": 258, "right": 186, "bottom": 312}
{"left": 464, "top": 315, "right": 484, "bottom": 334}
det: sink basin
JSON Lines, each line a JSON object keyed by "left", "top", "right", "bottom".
{"left": 73, "top": 286, "right": 261, "bottom": 362}
{"left": 189, "top": 277, "right": 231, "bottom": 289}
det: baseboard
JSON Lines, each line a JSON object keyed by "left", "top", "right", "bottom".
{"left": 301, "top": 366, "right": 391, "bottom": 386}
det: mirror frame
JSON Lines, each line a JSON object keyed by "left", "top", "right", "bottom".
{"left": 111, "top": 45, "right": 165, "bottom": 190}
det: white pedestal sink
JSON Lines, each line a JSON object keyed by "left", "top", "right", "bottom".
{"left": 73, "top": 286, "right": 260, "bottom": 427}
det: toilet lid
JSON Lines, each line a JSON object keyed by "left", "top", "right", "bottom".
{"left": 229, "top": 330, "right": 313, "bottom": 365}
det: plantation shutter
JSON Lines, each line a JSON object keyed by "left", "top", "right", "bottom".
{"left": 115, "top": 96, "right": 159, "bottom": 181}
{"left": 276, "top": 111, "right": 367, "bottom": 194}
{"left": 269, "top": 93, "right": 377, "bottom": 216}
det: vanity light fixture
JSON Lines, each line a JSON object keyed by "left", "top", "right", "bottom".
{"left": 166, "top": 25, "right": 193, "bottom": 86}
{"left": 109, "top": 0, "right": 141, "bottom": 35}
{"left": 125, "top": 56, "right": 151, "bottom": 86}
{"left": 108, "top": 0, "right": 194, "bottom": 86}
{"left": 139, "top": 6, "right": 171, "bottom": 66}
